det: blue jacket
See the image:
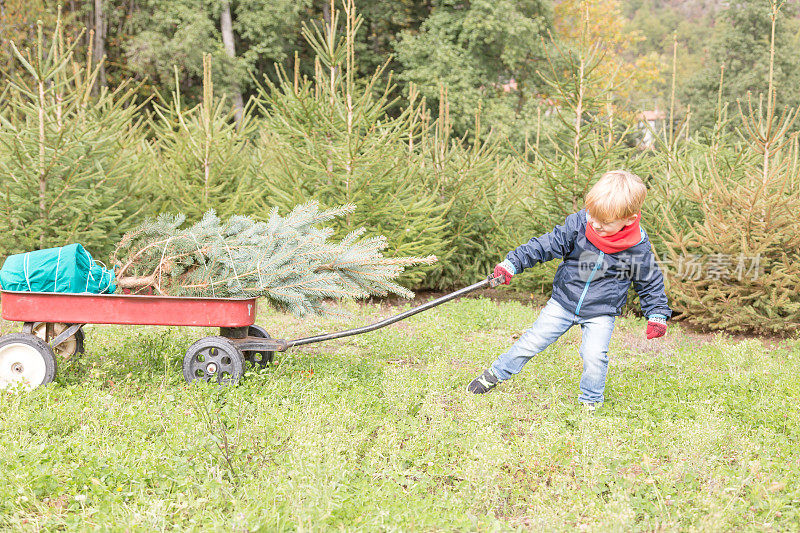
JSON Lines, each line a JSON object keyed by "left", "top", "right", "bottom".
{"left": 504, "top": 210, "right": 671, "bottom": 319}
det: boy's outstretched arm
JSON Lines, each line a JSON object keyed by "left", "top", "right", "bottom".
{"left": 633, "top": 250, "right": 672, "bottom": 339}
{"left": 500, "top": 212, "right": 582, "bottom": 277}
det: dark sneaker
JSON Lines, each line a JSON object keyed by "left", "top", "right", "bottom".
{"left": 467, "top": 368, "right": 499, "bottom": 394}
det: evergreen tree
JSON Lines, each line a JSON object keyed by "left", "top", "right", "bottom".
{"left": 252, "top": 1, "right": 447, "bottom": 287}
{"left": 646, "top": 55, "right": 748, "bottom": 255}
{"left": 0, "top": 17, "right": 147, "bottom": 258}
{"left": 661, "top": 0, "right": 800, "bottom": 333}
{"left": 113, "top": 202, "right": 435, "bottom": 316}
{"left": 414, "top": 90, "right": 528, "bottom": 289}
{"left": 145, "top": 54, "right": 257, "bottom": 222}
{"left": 624, "top": 0, "right": 720, "bottom": 112}
{"left": 0, "top": 1, "right": 81, "bottom": 77}
{"left": 339, "top": 0, "right": 432, "bottom": 81}
{"left": 523, "top": 21, "right": 642, "bottom": 232}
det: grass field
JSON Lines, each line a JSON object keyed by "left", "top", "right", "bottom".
{"left": 1, "top": 294, "right": 799, "bottom": 531}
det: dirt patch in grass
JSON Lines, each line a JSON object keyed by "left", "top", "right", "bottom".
{"left": 449, "top": 358, "right": 479, "bottom": 371}
{"left": 614, "top": 330, "right": 683, "bottom": 359}
{"left": 436, "top": 394, "right": 464, "bottom": 414}
{"left": 376, "top": 319, "right": 418, "bottom": 336}
{"left": 672, "top": 317, "right": 795, "bottom": 346}
{"left": 497, "top": 516, "right": 544, "bottom": 528}
{"left": 462, "top": 329, "right": 509, "bottom": 346}
{"left": 386, "top": 357, "right": 424, "bottom": 368}
{"left": 612, "top": 325, "right": 745, "bottom": 364}
{"left": 291, "top": 340, "right": 372, "bottom": 358}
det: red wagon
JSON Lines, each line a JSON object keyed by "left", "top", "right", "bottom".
{"left": 0, "top": 291, "right": 280, "bottom": 390}
{"left": 0, "top": 276, "right": 500, "bottom": 390}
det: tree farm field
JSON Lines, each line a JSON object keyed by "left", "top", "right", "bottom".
{"left": 1, "top": 295, "right": 799, "bottom": 531}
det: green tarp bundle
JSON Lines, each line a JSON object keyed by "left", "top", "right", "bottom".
{"left": 0, "top": 243, "right": 115, "bottom": 294}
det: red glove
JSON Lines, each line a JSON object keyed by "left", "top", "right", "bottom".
{"left": 646, "top": 316, "right": 667, "bottom": 339}
{"left": 493, "top": 261, "right": 515, "bottom": 285}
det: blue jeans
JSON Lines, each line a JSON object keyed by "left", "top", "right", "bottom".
{"left": 491, "top": 298, "right": 616, "bottom": 404}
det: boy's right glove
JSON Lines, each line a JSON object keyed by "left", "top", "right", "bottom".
{"left": 646, "top": 315, "right": 667, "bottom": 339}
{"left": 493, "top": 259, "right": 516, "bottom": 285}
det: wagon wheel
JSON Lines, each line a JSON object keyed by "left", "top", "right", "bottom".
{"left": 31, "top": 322, "right": 85, "bottom": 358}
{"left": 183, "top": 336, "right": 245, "bottom": 385}
{"left": 0, "top": 333, "right": 57, "bottom": 390}
{"left": 243, "top": 325, "right": 275, "bottom": 369}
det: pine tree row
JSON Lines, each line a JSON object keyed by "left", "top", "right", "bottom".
{"left": 0, "top": 3, "right": 797, "bottom": 332}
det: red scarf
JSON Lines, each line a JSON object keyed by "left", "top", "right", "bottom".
{"left": 585, "top": 213, "right": 642, "bottom": 254}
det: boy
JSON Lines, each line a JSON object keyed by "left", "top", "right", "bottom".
{"left": 468, "top": 170, "right": 671, "bottom": 409}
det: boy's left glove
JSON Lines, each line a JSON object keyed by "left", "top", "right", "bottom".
{"left": 646, "top": 315, "right": 667, "bottom": 339}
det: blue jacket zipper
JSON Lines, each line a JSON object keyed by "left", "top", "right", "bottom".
{"left": 575, "top": 251, "right": 604, "bottom": 315}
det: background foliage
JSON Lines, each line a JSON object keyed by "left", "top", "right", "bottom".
{"left": 0, "top": 0, "right": 798, "bottom": 333}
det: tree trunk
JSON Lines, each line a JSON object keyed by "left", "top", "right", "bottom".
{"left": 220, "top": 0, "right": 244, "bottom": 126}
{"left": 93, "top": 0, "right": 107, "bottom": 92}
{"left": 370, "top": 20, "right": 379, "bottom": 56}
{"left": 115, "top": 274, "right": 158, "bottom": 290}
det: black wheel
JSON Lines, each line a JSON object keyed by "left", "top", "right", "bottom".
{"left": 243, "top": 325, "right": 275, "bottom": 369}
{"left": 0, "top": 333, "right": 57, "bottom": 390}
{"left": 183, "top": 336, "right": 245, "bottom": 385}
{"left": 31, "top": 322, "right": 85, "bottom": 358}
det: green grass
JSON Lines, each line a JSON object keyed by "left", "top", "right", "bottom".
{"left": 1, "top": 296, "right": 800, "bottom": 531}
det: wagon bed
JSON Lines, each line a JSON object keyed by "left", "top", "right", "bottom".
{"left": 1, "top": 291, "right": 256, "bottom": 327}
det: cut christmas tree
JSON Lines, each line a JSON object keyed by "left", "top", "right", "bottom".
{"left": 112, "top": 202, "right": 436, "bottom": 316}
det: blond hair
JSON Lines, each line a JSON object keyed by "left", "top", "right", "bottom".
{"left": 584, "top": 170, "right": 646, "bottom": 222}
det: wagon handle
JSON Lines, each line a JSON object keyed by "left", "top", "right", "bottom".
{"left": 285, "top": 274, "right": 504, "bottom": 349}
